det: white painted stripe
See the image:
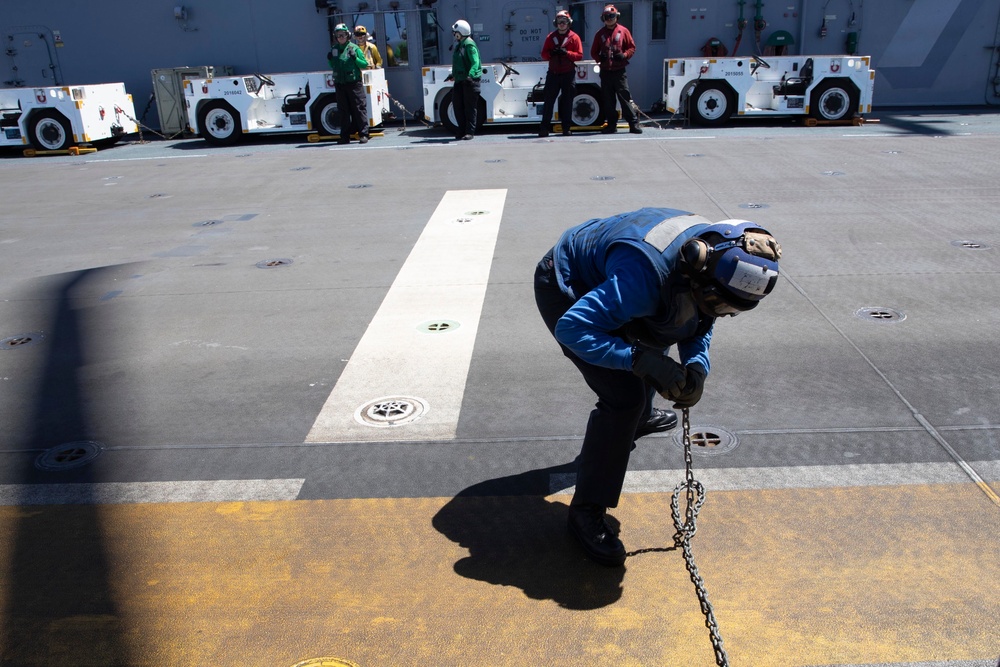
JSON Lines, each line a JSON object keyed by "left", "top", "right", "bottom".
{"left": 549, "top": 460, "right": 1000, "bottom": 495}
{"left": 0, "top": 479, "right": 305, "bottom": 506}
{"left": 306, "top": 189, "right": 507, "bottom": 442}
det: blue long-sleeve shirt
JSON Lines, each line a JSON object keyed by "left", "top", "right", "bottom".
{"left": 550, "top": 208, "right": 714, "bottom": 373}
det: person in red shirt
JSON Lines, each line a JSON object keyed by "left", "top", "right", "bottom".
{"left": 539, "top": 10, "right": 584, "bottom": 138}
{"left": 590, "top": 5, "right": 642, "bottom": 134}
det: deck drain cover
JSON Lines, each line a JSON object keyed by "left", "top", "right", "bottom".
{"left": 418, "top": 320, "right": 460, "bottom": 333}
{"left": 951, "top": 240, "right": 990, "bottom": 250}
{"left": 685, "top": 153, "right": 704, "bottom": 157}
{"left": 193, "top": 219, "right": 223, "bottom": 227}
{"left": 147, "top": 193, "right": 171, "bottom": 199}
{"left": 256, "top": 258, "right": 293, "bottom": 268}
{"left": 672, "top": 427, "right": 738, "bottom": 456}
{"left": 485, "top": 159, "right": 505, "bottom": 163}
{"left": 591, "top": 175, "right": 615, "bottom": 181}
{"left": 355, "top": 396, "right": 428, "bottom": 427}
{"left": 855, "top": 307, "right": 906, "bottom": 323}
{"left": 821, "top": 170, "right": 846, "bottom": 176}
{"left": 464, "top": 210, "right": 489, "bottom": 216}
{"left": 739, "top": 202, "right": 769, "bottom": 209}
{"left": 348, "top": 183, "right": 372, "bottom": 189}
{"left": 35, "top": 441, "right": 104, "bottom": 471}
{"left": 2, "top": 332, "right": 44, "bottom": 349}
{"left": 291, "top": 166, "right": 311, "bottom": 171}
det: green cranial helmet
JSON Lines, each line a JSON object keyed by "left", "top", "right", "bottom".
{"left": 334, "top": 23, "right": 350, "bottom": 35}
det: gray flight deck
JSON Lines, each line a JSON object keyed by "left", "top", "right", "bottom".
{"left": 0, "top": 110, "right": 998, "bottom": 667}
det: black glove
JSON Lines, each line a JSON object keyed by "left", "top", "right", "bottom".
{"left": 444, "top": 74, "right": 454, "bottom": 82}
{"left": 612, "top": 52, "right": 625, "bottom": 61}
{"left": 632, "top": 347, "right": 686, "bottom": 399}
{"left": 672, "top": 365, "right": 707, "bottom": 409}
{"left": 326, "top": 50, "right": 334, "bottom": 61}
{"left": 551, "top": 46, "right": 566, "bottom": 56}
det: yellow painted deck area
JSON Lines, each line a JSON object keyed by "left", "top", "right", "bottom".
{"left": 0, "top": 483, "right": 997, "bottom": 666}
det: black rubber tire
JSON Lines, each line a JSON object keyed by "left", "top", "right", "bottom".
{"left": 310, "top": 95, "right": 341, "bottom": 136}
{"left": 688, "top": 81, "right": 736, "bottom": 127}
{"left": 809, "top": 79, "right": 859, "bottom": 122}
{"left": 439, "top": 91, "right": 486, "bottom": 134}
{"left": 197, "top": 100, "right": 242, "bottom": 146}
{"left": 569, "top": 88, "right": 601, "bottom": 128}
{"left": 28, "top": 110, "right": 73, "bottom": 151}
{"left": 439, "top": 92, "right": 459, "bottom": 134}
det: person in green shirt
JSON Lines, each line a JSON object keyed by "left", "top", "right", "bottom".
{"left": 327, "top": 23, "right": 371, "bottom": 144}
{"left": 445, "top": 19, "right": 481, "bottom": 140}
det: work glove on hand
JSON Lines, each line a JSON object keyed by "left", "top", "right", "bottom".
{"left": 326, "top": 50, "right": 334, "bottom": 61}
{"left": 632, "top": 347, "right": 686, "bottom": 399}
{"left": 612, "top": 52, "right": 625, "bottom": 61}
{"left": 445, "top": 74, "right": 454, "bottom": 82}
{"left": 672, "top": 365, "right": 707, "bottom": 409}
{"left": 551, "top": 47, "right": 565, "bottom": 56}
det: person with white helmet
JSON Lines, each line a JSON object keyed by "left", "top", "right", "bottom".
{"left": 445, "top": 19, "right": 482, "bottom": 140}
{"left": 327, "top": 23, "right": 371, "bottom": 144}
{"left": 534, "top": 208, "right": 781, "bottom": 566}
{"left": 590, "top": 4, "right": 642, "bottom": 134}
{"left": 538, "top": 10, "right": 583, "bottom": 138}
{"left": 353, "top": 25, "right": 382, "bottom": 69}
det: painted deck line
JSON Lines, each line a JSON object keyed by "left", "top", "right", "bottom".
{"left": 0, "top": 478, "right": 305, "bottom": 506}
{"left": 305, "top": 189, "right": 507, "bottom": 443}
{"left": 550, "top": 460, "right": 1000, "bottom": 495}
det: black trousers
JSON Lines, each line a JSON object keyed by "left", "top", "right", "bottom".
{"left": 452, "top": 78, "right": 481, "bottom": 136}
{"left": 534, "top": 253, "right": 654, "bottom": 509}
{"left": 336, "top": 80, "right": 368, "bottom": 138}
{"left": 599, "top": 68, "right": 637, "bottom": 127}
{"left": 540, "top": 70, "right": 575, "bottom": 132}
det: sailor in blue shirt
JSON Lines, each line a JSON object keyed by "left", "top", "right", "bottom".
{"left": 534, "top": 207, "right": 782, "bottom": 566}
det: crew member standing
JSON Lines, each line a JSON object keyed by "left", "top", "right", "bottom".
{"left": 539, "top": 10, "right": 583, "bottom": 137}
{"left": 590, "top": 5, "right": 642, "bottom": 134}
{"left": 446, "top": 19, "right": 482, "bottom": 141}
{"left": 327, "top": 23, "right": 371, "bottom": 144}
{"left": 354, "top": 26, "right": 382, "bottom": 69}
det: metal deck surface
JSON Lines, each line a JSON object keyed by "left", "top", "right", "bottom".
{"left": 1, "top": 109, "right": 998, "bottom": 667}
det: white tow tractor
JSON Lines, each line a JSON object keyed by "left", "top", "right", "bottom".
{"left": 184, "top": 69, "right": 391, "bottom": 145}
{"left": 0, "top": 82, "right": 138, "bottom": 152}
{"left": 664, "top": 54, "right": 875, "bottom": 126}
{"left": 422, "top": 60, "right": 605, "bottom": 132}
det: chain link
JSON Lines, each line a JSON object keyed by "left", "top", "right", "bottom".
{"left": 626, "top": 408, "right": 730, "bottom": 667}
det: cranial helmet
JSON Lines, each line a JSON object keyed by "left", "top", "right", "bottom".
{"left": 555, "top": 10, "right": 572, "bottom": 25}
{"left": 680, "top": 220, "right": 782, "bottom": 314}
{"left": 452, "top": 19, "right": 472, "bottom": 37}
{"left": 354, "top": 25, "right": 367, "bottom": 35}
{"left": 602, "top": 5, "right": 620, "bottom": 17}
{"left": 334, "top": 23, "right": 350, "bottom": 34}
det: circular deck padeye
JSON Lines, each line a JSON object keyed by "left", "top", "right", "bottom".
{"left": 855, "top": 307, "right": 906, "bottom": 323}
{"left": 951, "top": 239, "right": 990, "bottom": 250}
{"left": 256, "top": 258, "right": 293, "bottom": 268}
{"left": 355, "top": 396, "right": 429, "bottom": 427}
{"left": 35, "top": 441, "right": 105, "bottom": 471}
{"left": 2, "top": 332, "right": 45, "bottom": 349}
{"left": 417, "top": 320, "right": 460, "bottom": 333}
{"left": 672, "top": 426, "right": 739, "bottom": 456}
{"left": 290, "top": 658, "right": 360, "bottom": 667}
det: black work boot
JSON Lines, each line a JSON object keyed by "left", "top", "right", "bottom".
{"left": 567, "top": 504, "right": 626, "bottom": 567}
{"left": 634, "top": 407, "right": 678, "bottom": 439}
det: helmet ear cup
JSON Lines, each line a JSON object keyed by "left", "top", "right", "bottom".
{"left": 681, "top": 238, "right": 710, "bottom": 272}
